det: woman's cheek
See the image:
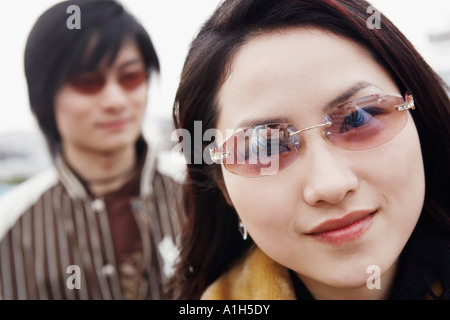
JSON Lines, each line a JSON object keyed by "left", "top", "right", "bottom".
{"left": 225, "top": 175, "right": 293, "bottom": 244}
{"left": 360, "top": 115, "right": 425, "bottom": 249}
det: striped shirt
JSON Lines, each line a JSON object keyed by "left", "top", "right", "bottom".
{"left": 0, "top": 141, "right": 185, "bottom": 299}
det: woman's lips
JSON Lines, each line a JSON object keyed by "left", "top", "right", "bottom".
{"left": 306, "top": 210, "right": 377, "bottom": 245}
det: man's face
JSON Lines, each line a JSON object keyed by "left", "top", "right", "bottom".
{"left": 54, "top": 40, "right": 148, "bottom": 154}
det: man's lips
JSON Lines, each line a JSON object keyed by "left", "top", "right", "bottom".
{"left": 97, "top": 119, "right": 129, "bottom": 130}
{"left": 305, "top": 210, "right": 377, "bottom": 245}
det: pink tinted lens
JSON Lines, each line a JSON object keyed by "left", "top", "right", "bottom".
{"left": 324, "top": 94, "right": 408, "bottom": 150}
{"left": 222, "top": 124, "right": 301, "bottom": 177}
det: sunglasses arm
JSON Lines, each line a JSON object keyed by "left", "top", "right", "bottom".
{"left": 209, "top": 147, "right": 229, "bottom": 164}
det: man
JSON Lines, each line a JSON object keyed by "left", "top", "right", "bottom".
{"left": 0, "top": 0, "right": 184, "bottom": 299}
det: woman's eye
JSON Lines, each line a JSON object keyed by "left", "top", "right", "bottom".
{"left": 229, "top": 125, "right": 296, "bottom": 163}
{"left": 251, "top": 127, "right": 295, "bottom": 158}
{"left": 338, "top": 107, "right": 383, "bottom": 133}
{"left": 238, "top": 128, "right": 271, "bottom": 161}
{"left": 247, "top": 129, "right": 266, "bottom": 158}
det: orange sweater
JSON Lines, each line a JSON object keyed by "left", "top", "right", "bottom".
{"left": 201, "top": 247, "right": 296, "bottom": 300}
{"left": 201, "top": 246, "right": 444, "bottom": 300}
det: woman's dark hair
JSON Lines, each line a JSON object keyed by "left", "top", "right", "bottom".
{"left": 170, "top": 0, "right": 450, "bottom": 299}
{"left": 24, "top": 0, "right": 159, "bottom": 157}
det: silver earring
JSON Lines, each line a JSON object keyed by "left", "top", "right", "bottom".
{"left": 238, "top": 221, "right": 248, "bottom": 240}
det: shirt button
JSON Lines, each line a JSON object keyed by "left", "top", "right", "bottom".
{"left": 91, "top": 199, "right": 105, "bottom": 212}
{"left": 101, "top": 264, "right": 115, "bottom": 276}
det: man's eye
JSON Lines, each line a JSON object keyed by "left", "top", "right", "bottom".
{"left": 119, "top": 70, "right": 147, "bottom": 90}
{"left": 68, "top": 73, "right": 104, "bottom": 93}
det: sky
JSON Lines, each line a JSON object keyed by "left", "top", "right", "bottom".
{"left": 0, "top": 0, "right": 449, "bottom": 135}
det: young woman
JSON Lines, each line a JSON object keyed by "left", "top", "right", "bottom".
{"left": 169, "top": 0, "right": 450, "bottom": 299}
{"left": 0, "top": 0, "right": 183, "bottom": 299}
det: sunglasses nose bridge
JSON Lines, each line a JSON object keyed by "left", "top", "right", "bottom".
{"left": 289, "top": 121, "right": 332, "bottom": 138}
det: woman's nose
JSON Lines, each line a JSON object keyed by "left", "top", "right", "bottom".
{"left": 301, "top": 138, "right": 360, "bottom": 206}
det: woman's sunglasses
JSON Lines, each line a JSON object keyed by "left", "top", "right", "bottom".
{"left": 67, "top": 69, "right": 148, "bottom": 95}
{"left": 210, "top": 93, "right": 415, "bottom": 177}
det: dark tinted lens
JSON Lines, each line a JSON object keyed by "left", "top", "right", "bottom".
{"left": 68, "top": 72, "right": 105, "bottom": 94}
{"left": 68, "top": 69, "right": 147, "bottom": 94}
{"left": 118, "top": 69, "right": 148, "bottom": 91}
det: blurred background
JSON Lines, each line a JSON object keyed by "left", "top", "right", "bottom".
{"left": 0, "top": 0, "right": 449, "bottom": 196}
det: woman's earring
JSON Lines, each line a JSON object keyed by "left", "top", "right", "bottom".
{"left": 238, "top": 221, "right": 248, "bottom": 240}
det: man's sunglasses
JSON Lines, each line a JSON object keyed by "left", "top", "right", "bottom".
{"left": 210, "top": 93, "right": 415, "bottom": 177}
{"left": 67, "top": 69, "right": 148, "bottom": 95}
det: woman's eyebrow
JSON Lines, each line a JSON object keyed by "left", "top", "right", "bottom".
{"left": 234, "top": 81, "right": 378, "bottom": 129}
{"left": 236, "top": 116, "right": 292, "bottom": 129}
{"left": 322, "top": 81, "right": 378, "bottom": 112}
